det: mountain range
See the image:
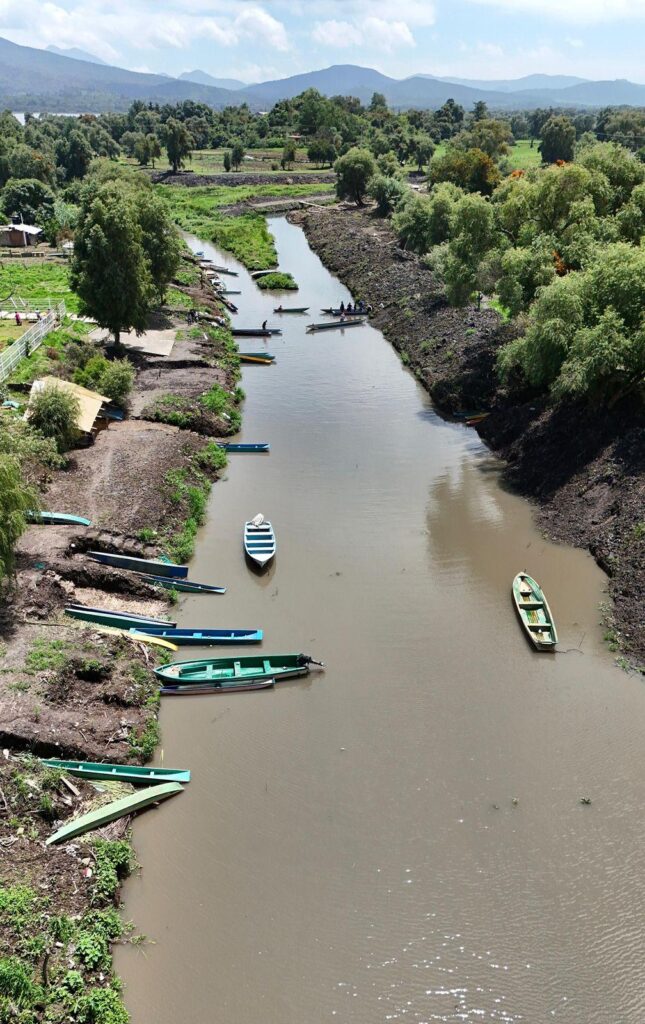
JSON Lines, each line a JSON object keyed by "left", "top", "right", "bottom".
{"left": 1, "top": 37, "right": 643, "bottom": 114}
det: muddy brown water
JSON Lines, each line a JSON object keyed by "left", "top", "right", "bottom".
{"left": 117, "top": 218, "right": 645, "bottom": 1023}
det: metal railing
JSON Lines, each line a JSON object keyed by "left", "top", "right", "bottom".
{"left": 0, "top": 301, "right": 66, "bottom": 383}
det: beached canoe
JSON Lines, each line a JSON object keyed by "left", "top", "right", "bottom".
{"left": 221, "top": 290, "right": 241, "bottom": 295}
{"left": 250, "top": 269, "right": 277, "bottom": 280}
{"left": 239, "top": 353, "right": 275, "bottom": 364}
{"left": 87, "top": 551, "right": 188, "bottom": 579}
{"left": 232, "top": 328, "right": 281, "bottom": 337}
{"left": 45, "top": 782, "right": 183, "bottom": 846}
{"left": 201, "top": 262, "right": 238, "bottom": 276}
{"left": 65, "top": 605, "right": 176, "bottom": 631}
{"left": 273, "top": 307, "right": 309, "bottom": 313}
{"left": 512, "top": 572, "right": 558, "bottom": 650}
{"left": 28, "top": 511, "right": 92, "bottom": 527}
{"left": 244, "top": 516, "right": 276, "bottom": 568}
{"left": 161, "top": 678, "right": 275, "bottom": 696}
{"left": 217, "top": 443, "right": 270, "bottom": 454}
{"left": 92, "top": 625, "right": 178, "bottom": 651}
{"left": 41, "top": 759, "right": 191, "bottom": 785}
{"left": 137, "top": 575, "right": 226, "bottom": 595}
{"left": 307, "top": 318, "right": 366, "bottom": 333}
{"left": 155, "top": 653, "right": 320, "bottom": 687}
{"left": 131, "top": 627, "right": 263, "bottom": 646}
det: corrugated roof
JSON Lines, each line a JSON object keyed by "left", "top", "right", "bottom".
{"left": 1, "top": 224, "right": 43, "bottom": 235}
{"left": 28, "top": 377, "right": 109, "bottom": 434}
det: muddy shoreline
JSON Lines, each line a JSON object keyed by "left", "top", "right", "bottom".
{"left": 292, "top": 204, "right": 644, "bottom": 668}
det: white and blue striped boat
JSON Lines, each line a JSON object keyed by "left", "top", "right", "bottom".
{"left": 243, "top": 515, "right": 276, "bottom": 568}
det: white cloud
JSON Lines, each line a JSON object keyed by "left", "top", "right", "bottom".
{"left": 312, "top": 20, "right": 354, "bottom": 48}
{"left": 312, "top": 14, "right": 415, "bottom": 51}
{"left": 363, "top": 16, "right": 415, "bottom": 50}
{"left": 234, "top": 6, "right": 289, "bottom": 50}
{"left": 465, "top": 0, "right": 645, "bottom": 22}
{"left": 567, "top": 37, "right": 584, "bottom": 47}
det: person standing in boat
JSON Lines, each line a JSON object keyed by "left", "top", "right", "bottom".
{"left": 262, "top": 319, "right": 267, "bottom": 331}
{"left": 346, "top": 302, "right": 353, "bottom": 314}
{"left": 339, "top": 301, "right": 345, "bottom": 312}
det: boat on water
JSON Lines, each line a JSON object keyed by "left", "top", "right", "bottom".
{"left": 221, "top": 290, "right": 241, "bottom": 296}
{"left": 131, "top": 627, "right": 263, "bottom": 646}
{"left": 232, "top": 327, "right": 282, "bottom": 337}
{"left": 65, "top": 605, "right": 176, "bottom": 631}
{"left": 239, "top": 352, "right": 275, "bottom": 364}
{"left": 466, "top": 413, "right": 490, "bottom": 426}
{"left": 161, "top": 678, "right": 275, "bottom": 696}
{"left": 512, "top": 572, "right": 558, "bottom": 650}
{"left": 320, "top": 307, "right": 369, "bottom": 317}
{"left": 244, "top": 514, "right": 276, "bottom": 567}
{"left": 273, "top": 307, "right": 309, "bottom": 314}
{"left": 41, "top": 759, "right": 191, "bottom": 785}
{"left": 46, "top": 782, "right": 183, "bottom": 845}
{"left": 28, "top": 511, "right": 92, "bottom": 527}
{"left": 137, "top": 575, "right": 226, "bottom": 595}
{"left": 307, "top": 318, "right": 366, "bottom": 333}
{"left": 217, "top": 443, "right": 270, "bottom": 454}
{"left": 87, "top": 551, "right": 188, "bottom": 579}
{"left": 201, "top": 262, "right": 238, "bottom": 276}
{"left": 155, "top": 652, "right": 321, "bottom": 686}
{"left": 250, "top": 269, "right": 277, "bottom": 280}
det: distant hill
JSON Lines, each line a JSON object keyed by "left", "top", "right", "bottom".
{"left": 179, "top": 70, "right": 245, "bottom": 90}
{"left": 46, "top": 45, "right": 107, "bottom": 66}
{"left": 0, "top": 42, "right": 643, "bottom": 113}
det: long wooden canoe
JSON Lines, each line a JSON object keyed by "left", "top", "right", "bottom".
{"left": 131, "top": 627, "right": 263, "bottom": 646}
{"left": 273, "top": 307, "right": 309, "bottom": 313}
{"left": 161, "top": 678, "right": 275, "bottom": 696}
{"left": 87, "top": 551, "right": 188, "bottom": 579}
{"left": 217, "top": 443, "right": 270, "bottom": 454}
{"left": 320, "top": 307, "right": 368, "bottom": 316}
{"left": 137, "top": 575, "right": 226, "bottom": 595}
{"left": 45, "top": 782, "right": 183, "bottom": 845}
{"left": 512, "top": 572, "right": 558, "bottom": 650}
{"left": 28, "top": 511, "right": 92, "bottom": 527}
{"left": 65, "top": 606, "right": 176, "bottom": 631}
{"left": 244, "top": 518, "right": 276, "bottom": 567}
{"left": 232, "top": 328, "right": 281, "bottom": 337}
{"left": 93, "top": 625, "right": 179, "bottom": 651}
{"left": 307, "top": 318, "right": 366, "bottom": 333}
{"left": 41, "top": 759, "right": 191, "bottom": 785}
{"left": 155, "top": 653, "right": 320, "bottom": 686}
{"left": 239, "top": 353, "right": 275, "bottom": 364}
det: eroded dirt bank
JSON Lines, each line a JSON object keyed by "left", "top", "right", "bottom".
{"left": 293, "top": 205, "right": 644, "bottom": 668}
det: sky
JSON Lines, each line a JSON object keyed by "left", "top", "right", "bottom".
{"left": 0, "top": 0, "right": 644, "bottom": 84}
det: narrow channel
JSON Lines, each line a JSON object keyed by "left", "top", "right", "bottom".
{"left": 116, "top": 217, "right": 645, "bottom": 1023}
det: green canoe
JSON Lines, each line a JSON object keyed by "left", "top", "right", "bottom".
{"left": 155, "top": 652, "right": 321, "bottom": 686}
{"left": 46, "top": 782, "right": 183, "bottom": 846}
{"left": 512, "top": 571, "right": 558, "bottom": 650}
{"left": 41, "top": 759, "right": 190, "bottom": 785}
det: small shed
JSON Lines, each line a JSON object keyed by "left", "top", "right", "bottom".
{"left": 0, "top": 224, "right": 43, "bottom": 247}
{"left": 27, "top": 377, "right": 109, "bottom": 436}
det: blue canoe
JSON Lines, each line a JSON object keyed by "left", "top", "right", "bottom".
{"left": 138, "top": 575, "right": 226, "bottom": 595}
{"left": 130, "top": 628, "right": 263, "bottom": 646}
{"left": 87, "top": 551, "right": 188, "bottom": 579}
{"left": 28, "top": 511, "right": 92, "bottom": 527}
{"left": 217, "top": 443, "right": 270, "bottom": 453}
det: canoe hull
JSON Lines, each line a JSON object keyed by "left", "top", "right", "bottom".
{"left": 65, "top": 606, "right": 175, "bottom": 631}
{"left": 161, "top": 679, "right": 275, "bottom": 696}
{"left": 29, "top": 511, "right": 92, "bottom": 527}
{"left": 41, "top": 759, "right": 190, "bottom": 785}
{"left": 512, "top": 572, "right": 558, "bottom": 650}
{"left": 155, "top": 653, "right": 313, "bottom": 686}
{"left": 137, "top": 575, "right": 226, "bottom": 595}
{"left": 217, "top": 443, "right": 270, "bottom": 453}
{"left": 131, "top": 628, "right": 263, "bottom": 645}
{"left": 87, "top": 551, "right": 188, "bottom": 579}
{"left": 307, "top": 318, "right": 366, "bottom": 332}
{"left": 46, "top": 782, "right": 183, "bottom": 845}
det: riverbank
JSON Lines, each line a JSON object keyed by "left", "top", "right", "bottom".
{"left": 292, "top": 204, "right": 644, "bottom": 669}
{"left": 0, "top": 250, "right": 239, "bottom": 1019}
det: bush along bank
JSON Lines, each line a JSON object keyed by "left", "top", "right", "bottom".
{"left": 0, "top": 253, "right": 242, "bottom": 1021}
{"left": 292, "top": 204, "right": 644, "bottom": 670}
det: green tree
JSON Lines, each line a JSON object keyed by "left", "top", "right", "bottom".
{"left": 223, "top": 151, "right": 232, "bottom": 173}
{"left": 370, "top": 92, "right": 388, "bottom": 111}
{"left": 281, "top": 140, "right": 296, "bottom": 170}
{"left": 164, "top": 118, "right": 193, "bottom": 173}
{"left": 442, "top": 192, "right": 497, "bottom": 305}
{"left": 7, "top": 144, "right": 54, "bottom": 184}
{"left": 231, "top": 142, "right": 245, "bottom": 170}
{"left": 369, "top": 174, "right": 406, "bottom": 216}
{"left": 0, "top": 456, "right": 39, "bottom": 579}
{"left": 55, "top": 130, "right": 93, "bottom": 180}
{"left": 539, "top": 115, "right": 576, "bottom": 164}
{"left": 411, "top": 134, "right": 435, "bottom": 172}
{"left": 147, "top": 133, "right": 162, "bottom": 168}
{"left": 376, "top": 151, "right": 400, "bottom": 178}
{"left": 1, "top": 178, "right": 55, "bottom": 224}
{"left": 471, "top": 100, "right": 489, "bottom": 122}
{"left": 429, "top": 146, "right": 501, "bottom": 195}
{"left": 28, "top": 384, "right": 81, "bottom": 452}
{"left": 134, "top": 135, "right": 151, "bottom": 166}
{"left": 334, "top": 147, "right": 376, "bottom": 205}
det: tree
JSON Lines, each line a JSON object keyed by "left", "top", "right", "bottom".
{"left": 223, "top": 151, "right": 232, "bottom": 173}
{"left": 471, "top": 101, "right": 488, "bottom": 122}
{"left": 1, "top": 178, "right": 55, "bottom": 224}
{"left": 539, "top": 115, "right": 576, "bottom": 164}
{"left": 147, "top": 134, "right": 162, "bottom": 168}
{"left": 0, "top": 456, "right": 38, "bottom": 580}
{"left": 27, "top": 385, "right": 81, "bottom": 452}
{"left": 411, "top": 134, "right": 435, "bottom": 172}
{"left": 164, "top": 118, "right": 193, "bottom": 173}
{"left": 369, "top": 174, "right": 406, "bottom": 217}
{"left": 334, "top": 148, "right": 376, "bottom": 205}
{"left": 442, "top": 193, "right": 497, "bottom": 305}
{"left": 576, "top": 141, "right": 644, "bottom": 213}
{"left": 134, "top": 135, "right": 151, "bottom": 166}
{"left": 281, "top": 140, "right": 296, "bottom": 170}
{"left": 429, "top": 146, "right": 501, "bottom": 195}
{"left": 71, "top": 181, "right": 178, "bottom": 345}
{"left": 376, "top": 151, "right": 400, "bottom": 178}
{"left": 74, "top": 355, "right": 135, "bottom": 406}
{"left": 370, "top": 92, "right": 388, "bottom": 111}
{"left": 6, "top": 144, "right": 54, "bottom": 184}
{"left": 231, "top": 142, "right": 245, "bottom": 170}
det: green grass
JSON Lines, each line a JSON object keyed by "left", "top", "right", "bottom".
{"left": 0, "top": 261, "right": 79, "bottom": 312}
{"left": 256, "top": 272, "right": 298, "bottom": 291}
{"left": 7, "top": 318, "right": 92, "bottom": 385}
{"left": 182, "top": 148, "right": 326, "bottom": 175}
{"left": 0, "top": 322, "right": 26, "bottom": 351}
{"left": 505, "top": 139, "right": 542, "bottom": 171}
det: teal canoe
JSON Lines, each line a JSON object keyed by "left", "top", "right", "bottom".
{"left": 512, "top": 572, "right": 558, "bottom": 650}
{"left": 87, "top": 551, "right": 188, "bottom": 579}
{"left": 28, "top": 511, "right": 92, "bottom": 527}
{"left": 65, "top": 605, "right": 176, "bottom": 631}
{"left": 131, "top": 627, "right": 263, "bottom": 646}
{"left": 137, "top": 575, "right": 226, "bottom": 595}
{"left": 46, "top": 782, "right": 183, "bottom": 845}
{"left": 41, "top": 759, "right": 190, "bottom": 785}
{"left": 155, "top": 652, "right": 321, "bottom": 686}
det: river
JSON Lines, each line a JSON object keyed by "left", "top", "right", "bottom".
{"left": 116, "top": 217, "right": 645, "bottom": 1023}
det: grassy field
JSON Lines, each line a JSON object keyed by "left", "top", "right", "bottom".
{"left": 186, "top": 148, "right": 330, "bottom": 175}
{"left": 505, "top": 139, "right": 542, "bottom": 170}
{"left": 0, "top": 261, "right": 79, "bottom": 312}
{"left": 0, "top": 321, "right": 26, "bottom": 350}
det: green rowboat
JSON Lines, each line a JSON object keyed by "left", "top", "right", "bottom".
{"left": 41, "top": 759, "right": 190, "bottom": 785}
{"left": 512, "top": 572, "right": 558, "bottom": 650}
{"left": 45, "top": 782, "right": 183, "bottom": 845}
{"left": 155, "top": 652, "right": 321, "bottom": 686}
